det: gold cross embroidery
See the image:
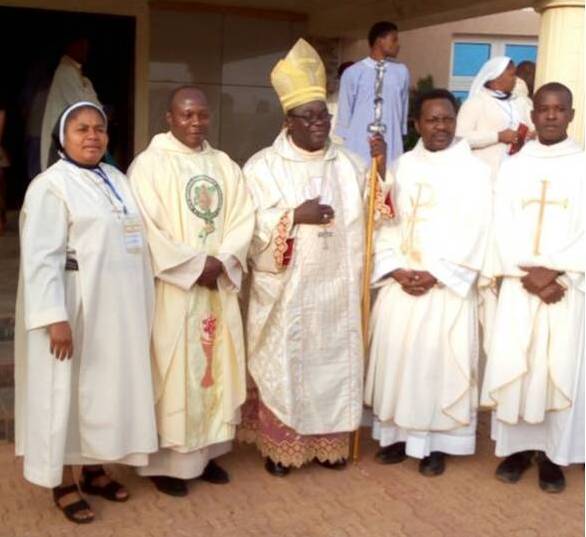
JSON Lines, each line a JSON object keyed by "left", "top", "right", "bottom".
{"left": 522, "top": 180, "right": 569, "bottom": 255}
{"left": 400, "top": 182, "right": 435, "bottom": 262}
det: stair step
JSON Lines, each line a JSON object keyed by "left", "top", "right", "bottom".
{"left": 0, "top": 340, "right": 13, "bottom": 388}
{"left": 0, "top": 386, "right": 14, "bottom": 443}
{"left": 0, "top": 316, "right": 14, "bottom": 342}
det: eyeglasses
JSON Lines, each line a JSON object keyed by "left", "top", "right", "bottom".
{"left": 289, "top": 112, "right": 333, "bottom": 125}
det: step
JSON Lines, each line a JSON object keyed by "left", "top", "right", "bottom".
{"left": 0, "top": 386, "right": 14, "bottom": 443}
{"left": 0, "top": 341, "right": 13, "bottom": 389}
{"left": 0, "top": 315, "right": 14, "bottom": 342}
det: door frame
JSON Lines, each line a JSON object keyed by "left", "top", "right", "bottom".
{"left": 0, "top": 0, "right": 149, "bottom": 153}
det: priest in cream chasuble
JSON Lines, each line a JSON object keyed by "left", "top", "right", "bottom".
{"left": 129, "top": 87, "right": 254, "bottom": 495}
{"left": 481, "top": 83, "right": 584, "bottom": 493}
{"left": 365, "top": 90, "right": 492, "bottom": 477}
{"left": 239, "top": 39, "right": 393, "bottom": 475}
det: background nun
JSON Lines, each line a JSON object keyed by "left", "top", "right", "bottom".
{"left": 456, "top": 56, "right": 534, "bottom": 180}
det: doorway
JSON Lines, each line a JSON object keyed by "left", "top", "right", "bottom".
{"left": 0, "top": 6, "right": 136, "bottom": 209}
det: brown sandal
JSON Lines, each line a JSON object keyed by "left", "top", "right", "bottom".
{"left": 52, "top": 484, "right": 95, "bottom": 524}
{"left": 80, "top": 466, "right": 129, "bottom": 502}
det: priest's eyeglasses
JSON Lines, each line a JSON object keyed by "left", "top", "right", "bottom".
{"left": 289, "top": 112, "right": 333, "bottom": 126}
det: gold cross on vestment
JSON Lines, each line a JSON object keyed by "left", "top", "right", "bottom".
{"left": 400, "top": 182, "right": 435, "bottom": 262}
{"left": 522, "top": 180, "right": 569, "bottom": 256}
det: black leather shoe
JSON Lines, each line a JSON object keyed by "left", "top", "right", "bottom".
{"left": 149, "top": 476, "right": 188, "bottom": 497}
{"left": 265, "top": 458, "right": 290, "bottom": 477}
{"left": 537, "top": 453, "right": 566, "bottom": 493}
{"left": 316, "top": 458, "right": 347, "bottom": 470}
{"left": 375, "top": 442, "right": 407, "bottom": 465}
{"left": 199, "top": 460, "right": 230, "bottom": 484}
{"left": 419, "top": 452, "right": 446, "bottom": 477}
{"left": 495, "top": 451, "right": 534, "bottom": 483}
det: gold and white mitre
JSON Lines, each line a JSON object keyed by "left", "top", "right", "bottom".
{"left": 270, "top": 38, "right": 327, "bottom": 113}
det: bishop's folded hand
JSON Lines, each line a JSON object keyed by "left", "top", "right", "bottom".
{"left": 293, "top": 196, "right": 334, "bottom": 226}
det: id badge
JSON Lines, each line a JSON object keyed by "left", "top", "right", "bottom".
{"left": 123, "top": 216, "right": 144, "bottom": 253}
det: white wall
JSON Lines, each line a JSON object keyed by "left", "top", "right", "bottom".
{"left": 149, "top": 9, "right": 305, "bottom": 164}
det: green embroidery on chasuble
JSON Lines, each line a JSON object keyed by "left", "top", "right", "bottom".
{"left": 185, "top": 175, "right": 223, "bottom": 242}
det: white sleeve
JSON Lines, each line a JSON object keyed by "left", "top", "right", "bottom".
{"left": 456, "top": 98, "right": 500, "bottom": 149}
{"left": 218, "top": 253, "right": 243, "bottom": 292}
{"left": 21, "top": 182, "right": 69, "bottom": 330}
{"left": 157, "top": 254, "right": 207, "bottom": 291}
{"left": 427, "top": 258, "right": 478, "bottom": 298}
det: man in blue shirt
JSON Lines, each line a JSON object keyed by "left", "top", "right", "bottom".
{"left": 335, "top": 21, "right": 410, "bottom": 166}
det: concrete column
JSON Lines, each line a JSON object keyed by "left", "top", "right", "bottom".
{"left": 534, "top": 0, "right": 585, "bottom": 145}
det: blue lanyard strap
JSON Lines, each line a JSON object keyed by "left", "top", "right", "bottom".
{"left": 93, "top": 167, "right": 128, "bottom": 215}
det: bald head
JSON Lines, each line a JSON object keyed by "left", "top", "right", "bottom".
{"left": 167, "top": 86, "right": 207, "bottom": 112}
{"left": 166, "top": 86, "right": 210, "bottom": 149}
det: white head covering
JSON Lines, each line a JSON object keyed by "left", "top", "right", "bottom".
{"left": 468, "top": 56, "right": 512, "bottom": 98}
{"left": 58, "top": 101, "right": 106, "bottom": 146}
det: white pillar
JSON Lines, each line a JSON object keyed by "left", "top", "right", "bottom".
{"left": 534, "top": 0, "right": 585, "bottom": 146}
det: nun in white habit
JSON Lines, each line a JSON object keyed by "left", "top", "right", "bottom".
{"left": 456, "top": 56, "right": 534, "bottom": 180}
{"left": 15, "top": 101, "right": 158, "bottom": 524}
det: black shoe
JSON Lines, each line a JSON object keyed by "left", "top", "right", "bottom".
{"left": 316, "top": 458, "right": 347, "bottom": 470}
{"left": 375, "top": 442, "right": 407, "bottom": 465}
{"left": 149, "top": 476, "right": 188, "bottom": 497}
{"left": 496, "top": 451, "right": 534, "bottom": 484}
{"left": 199, "top": 460, "right": 230, "bottom": 484}
{"left": 537, "top": 453, "right": 566, "bottom": 493}
{"left": 264, "top": 458, "right": 290, "bottom": 477}
{"left": 419, "top": 452, "right": 446, "bottom": 477}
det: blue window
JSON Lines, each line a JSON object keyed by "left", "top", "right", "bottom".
{"left": 505, "top": 44, "right": 538, "bottom": 65}
{"left": 452, "top": 43, "right": 491, "bottom": 76}
{"left": 452, "top": 90, "right": 469, "bottom": 102}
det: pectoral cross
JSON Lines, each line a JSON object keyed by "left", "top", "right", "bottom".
{"left": 400, "top": 183, "right": 435, "bottom": 262}
{"left": 522, "top": 180, "right": 569, "bottom": 255}
{"left": 318, "top": 223, "right": 334, "bottom": 250}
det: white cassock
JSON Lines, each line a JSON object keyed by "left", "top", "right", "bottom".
{"left": 244, "top": 131, "right": 389, "bottom": 435}
{"left": 481, "top": 138, "right": 585, "bottom": 466}
{"left": 365, "top": 138, "right": 492, "bottom": 459}
{"left": 129, "top": 132, "right": 254, "bottom": 479}
{"left": 14, "top": 159, "right": 158, "bottom": 488}
{"left": 40, "top": 55, "right": 99, "bottom": 171}
{"left": 456, "top": 87, "right": 532, "bottom": 181}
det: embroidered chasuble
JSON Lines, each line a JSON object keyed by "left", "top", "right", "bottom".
{"left": 481, "top": 139, "right": 584, "bottom": 464}
{"left": 366, "top": 139, "right": 492, "bottom": 434}
{"left": 129, "top": 132, "right": 254, "bottom": 452}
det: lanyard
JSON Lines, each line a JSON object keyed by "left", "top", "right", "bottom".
{"left": 92, "top": 167, "right": 128, "bottom": 215}
{"left": 492, "top": 96, "right": 519, "bottom": 129}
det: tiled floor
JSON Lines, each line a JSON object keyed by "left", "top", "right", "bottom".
{"left": 0, "top": 211, "right": 583, "bottom": 537}
{"left": 0, "top": 418, "right": 584, "bottom": 537}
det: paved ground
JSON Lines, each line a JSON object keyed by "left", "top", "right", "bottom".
{"left": 0, "top": 211, "right": 583, "bottom": 537}
{"left": 0, "top": 416, "right": 584, "bottom": 537}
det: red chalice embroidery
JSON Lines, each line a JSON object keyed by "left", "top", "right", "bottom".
{"left": 200, "top": 314, "right": 217, "bottom": 388}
